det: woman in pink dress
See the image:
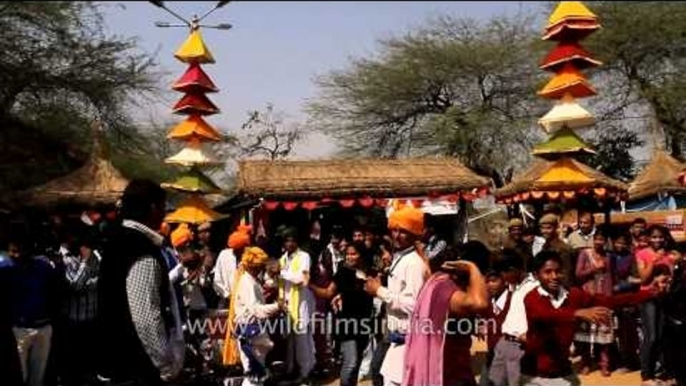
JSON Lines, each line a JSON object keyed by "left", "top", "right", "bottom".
{"left": 574, "top": 229, "right": 614, "bottom": 376}
{"left": 402, "top": 248, "right": 489, "bottom": 386}
{"left": 636, "top": 225, "right": 675, "bottom": 385}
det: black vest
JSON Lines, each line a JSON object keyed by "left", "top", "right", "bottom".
{"left": 98, "top": 223, "right": 173, "bottom": 383}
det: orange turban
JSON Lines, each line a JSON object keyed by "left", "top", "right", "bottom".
{"left": 241, "top": 246, "right": 269, "bottom": 268}
{"left": 228, "top": 230, "right": 251, "bottom": 250}
{"left": 388, "top": 206, "right": 425, "bottom": 236}
{"left": 238, "top": 224, "right": 253, "bottom": 235}
{"left": 171, "top": 223, "right": 193, "bottom": 248}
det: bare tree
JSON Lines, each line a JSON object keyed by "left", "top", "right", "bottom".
{"left": 239, "top": 103, "right": 302, "bottom": 161}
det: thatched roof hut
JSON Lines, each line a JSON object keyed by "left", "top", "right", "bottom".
{"left": 495, "top": 157, "right": 628, "bottom": 203}
{"left": 17, "top": 123, "right": 128, "bottom": 208}
{"left": 236, "top": 158, "right": 491, "bottom": 201}
{"left": 629, "top": 150, "right": 686, "bottom": 202}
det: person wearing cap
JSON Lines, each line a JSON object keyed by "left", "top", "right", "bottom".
{"left": 363, "top": 206, "right": 429, "bottom": 386}
{"left": 538, "top": 213, "right": 575, "bottom": 287}
{"left": 503, "top": 218, "right": 533, "bottom": 273}
{"left": 214, "top": 226, "right": 252, "bottom": 308}
{"left": 224, "top": 247, "right": 285, "bottom": 386}
{"left": 278, "top": 227, "right": 316, "bottom": 384}
{"left": 402, "top": 246, "right": 489, "bottom": 386}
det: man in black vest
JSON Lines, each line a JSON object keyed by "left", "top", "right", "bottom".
{"left": 99, "top": 180, "right": 184, "bottom": 385}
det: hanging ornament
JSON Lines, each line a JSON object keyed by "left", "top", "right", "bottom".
{"left": 167, "top": 115, "right": 223, "bottom": 142}
{"left": 172, "top": 62, "right": 219, "bottom": 93}
{"left": 174, "top": 29, "right": 216, "bottom": 64}
{"left": 544, "top": 1, "right": 600, "bottom": 41}
{"left": 540, "top": 41, "right": 602, "bottom": 72}
{"left": 165, "top": 195, "right": 223, "bottom": 224}
{"left": 538, "top": 63, "right": 596, "bottom": 99}
{"left": 173, "top": 93, "right": 220, "bottom": 115}
{"left": 165, "top": 140, "right": 221, "bottom": 166}
{"left": 538, "top": 93, "right": 595, "bottom": 132}
{"left": 532, "top": 125, "right": 596, "bottom": 158}
{"left": 161, "top": 167, "right": 223, "bottom": 194}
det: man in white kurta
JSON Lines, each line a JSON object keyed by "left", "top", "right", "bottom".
{"left": 214, "top": 230, "right": 251, "bottom": 307}
{"left": 279, "top": 229, "right": 316, "bottom": 382}
{"left": 234, "top": 250, "right": 282, "bottom": 386}
{"left": 365, "top": 207, "right": 429, "bottom": 386}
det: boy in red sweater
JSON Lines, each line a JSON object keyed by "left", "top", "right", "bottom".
{"left": 521, "top": 250, "right": 669, "bottom": 386}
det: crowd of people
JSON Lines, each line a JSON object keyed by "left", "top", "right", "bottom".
{"left": 1, "top": 179, "right": 685, "bottom": 386}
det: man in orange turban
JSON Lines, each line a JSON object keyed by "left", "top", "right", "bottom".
{"left": 214, "top": 227, "right": 253, "bottom": 308}
{"left": 171, "top": 223, "right": 193, "bottom": 249}
{"left": 364, "top": 206, "right": 429, "bottom": 386}
{"left": 223, "top": 247, "right": 284, "bottom": 385}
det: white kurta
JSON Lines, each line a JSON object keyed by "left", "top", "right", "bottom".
{"left": 279, "top": 249, "right": 315, "bottom": 329}
{"left": 214, "top": 248, "right": 238, "bottom": 300}
{"left": 280, "top": 249, "right": 316, "bottom": 378}
{"left": 377, "top": 248, "right": 428, "bottom": 385}
{"left": 234, "top": 272, "right": 280, "bottom": 380}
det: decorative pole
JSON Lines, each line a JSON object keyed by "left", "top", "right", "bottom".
{"left": 495, "top": 2, "right": 627, "bottom": 212}
{"left": 150, "top": 1, "right": 232, "bottom": 224}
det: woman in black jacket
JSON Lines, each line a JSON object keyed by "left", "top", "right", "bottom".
{"left": 663, "top": 260, "right": 686, "bottom": 386}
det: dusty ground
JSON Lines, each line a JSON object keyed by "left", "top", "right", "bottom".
{"left": 320, "top": 339, "right": 642, "bottom": 386}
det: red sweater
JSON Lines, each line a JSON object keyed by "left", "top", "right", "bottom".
{"left": 486, "top": 290, "right": 513, "bottom": 352}
{"left": 522, "top": 287, "right": 653, "bottom": 378}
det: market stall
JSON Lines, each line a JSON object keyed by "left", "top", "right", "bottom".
{"left": 628, "top": 150, "right": 686, "bottom": 211}
{"left": 230, "top": 158, "right": 491, "bottom": 242}
{"left": 17, "top": 122, "right": 128, "bottom": 209}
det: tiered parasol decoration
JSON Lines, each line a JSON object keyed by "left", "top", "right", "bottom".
{"left": 164, "top": 24, "right": 223, "bottom": 224}
{"left": 496, "top": 1, "right": 627, "bottom": 204}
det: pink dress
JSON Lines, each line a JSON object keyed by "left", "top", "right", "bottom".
{"left": 403, "top": 273, "right": 474, "bottom": 386}
{"left": 636, "top": 248, "right": 674, "bottom": 290}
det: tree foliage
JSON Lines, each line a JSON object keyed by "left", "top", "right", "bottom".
{"left": 585, "top": 1, "right": 686, "bottom": 157}
{"left": 583, "top": 126, "right": 644, "bottom": 182}
{"left": 308, "top": 13, "right": 548, "bottom": 185}
{"left": 0, "top": 2, "right": 165, "bottom": 192}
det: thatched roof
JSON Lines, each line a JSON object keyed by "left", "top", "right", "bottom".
{"left": 17, "top": 123, "right": 129, "bottom": 208}
{"left": 629, "top": 150, "right": 686, "bottom": 201}
{"left": 237, "top": 158, "right": 491, "bottom": 200}
{"left": 495, "top": 157, "right": 627, "bottom": 201}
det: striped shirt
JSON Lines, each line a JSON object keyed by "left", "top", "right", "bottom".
{"left": 62, "top": 250, "right": 100, "bottom": 322}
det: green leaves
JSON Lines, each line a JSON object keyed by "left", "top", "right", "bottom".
{"left": 308, "top": 12, "right": 545, "bottom": 182}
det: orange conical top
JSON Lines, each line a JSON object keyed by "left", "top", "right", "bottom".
{"left": 167, "top": 115, "right": 222, "bottom": 142}
{"left": 538, "top": 63, "right": 596, "bottom": 99}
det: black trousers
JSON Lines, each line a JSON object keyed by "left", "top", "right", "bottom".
{"left": 61, "top": 319, "right": 98, "bottom": 386}
{"left": 0, "top": 326, "right": 22, "bottom": 385}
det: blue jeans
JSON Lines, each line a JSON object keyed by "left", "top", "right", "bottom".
{"left": 340, "top": 337, "right": 369, "bottom": 386}
{"left": 640, "top": 300, "right": 664, "bottom": 380}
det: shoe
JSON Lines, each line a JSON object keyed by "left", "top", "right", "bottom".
{"left": 615, "top": 367, "right": 631, "bottom": 374}
{"left": 641, "top": 380, "right": 658, "bottom": 386}
{"left": 601, "top": 369, "right": 612, "bottom": 377}
{"left": 580, "top": 366, "right": 591, "bottom": 376}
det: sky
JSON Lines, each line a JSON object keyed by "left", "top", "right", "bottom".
{"left": 102, "top": 1, "right": 541, "bottom": 159}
